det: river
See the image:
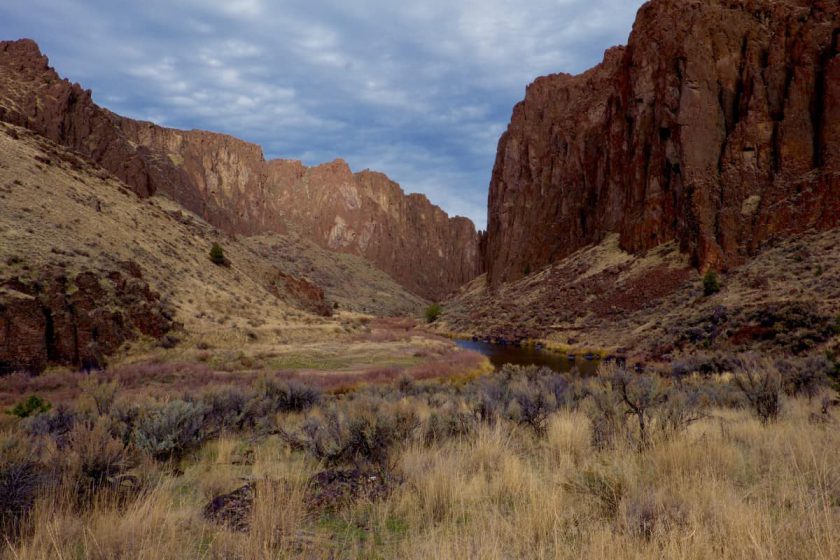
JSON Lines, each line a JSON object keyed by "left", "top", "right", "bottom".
{"left": 454, "top": 339, "right": 602, "bottom": 376}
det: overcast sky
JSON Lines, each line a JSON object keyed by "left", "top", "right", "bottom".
{"left": 1, "top": 0, "right": 644, "bottom": 229}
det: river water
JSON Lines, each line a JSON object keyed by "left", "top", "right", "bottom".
{"left": 454, "top": 339, "right": 602, "bottom": 376}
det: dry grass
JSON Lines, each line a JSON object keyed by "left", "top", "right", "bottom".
{"left": 3, "top": 369, "right": 838, "bottom": 560}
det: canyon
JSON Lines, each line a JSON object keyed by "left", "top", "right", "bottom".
{"left": 2, "top": 0, "right": 840, "bottom": 373}
{"left": 0, "top": 38, "right": 482, "bottom": 302}
{"left": 484, "top": 0, "right": 840, "bottom": 287}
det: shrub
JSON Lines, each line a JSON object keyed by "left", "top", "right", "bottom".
{"left": 511, "top": 386, "right": 555, "bottom": 437}
{"left": 21, "top": 405, "right": 77, "bottom": 447}
{"left": 610, "top": 369, "right": 669, "bottom": 449}
{"left": 8, "top": 395, "right": 51, "bottom": 418}
{"left": 732, "top": 357, "right": 782, "bottom": 423}
{"left": 280, "top": 408, "right": 404, "bottom": 471}
{"left": 64, "top": 418, "right": 131, "bottom": 499}
{"left": 200, "top": 386, "right": 252, "bottom": 434}
{"left": 703, "top": 270, "right": 721, "bottom": 296}
{"left": 79, "top": 375, "right": 120, "bottom": 415}
{"left": 209, "top": 242, "right": 226, "bottom": 265}
{"left": 244, "top": 379, "right": 321, "bottom": 427}
{"left": 131, "top": 400, "right": 208, "bottom": 461}
{"left": 0, "top": 438, "right": 43, "bottom": 539}
{"left": 564, "top": 467, "right": 626, "bottom": 520}
{"left": 423, "top": 410, "right": 476, "bottom": 444}
{"left": 424, "top": 303, "right": 443, "bottom": 323}
{"left": 777, "top": 356, "right": 830, "bottom": 400}
{"left": 620, "top": 489, "right": 688, "bottom": 540}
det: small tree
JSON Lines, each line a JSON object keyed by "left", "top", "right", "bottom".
{"left": 8, "top": 396, "right": 51, "bottom": 418}
{"left": 209, "top": 243, "right": 226, "bottom": 266}
{"left": 703, "top": 270, "right": 720, "bottom": 296}
{"left": 425, "top": 303, "right": 442, "bottom": 323}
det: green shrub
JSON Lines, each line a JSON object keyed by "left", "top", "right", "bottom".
{"left": 425, "top": 303, "right": 443, "bottom": 323}
{"left": 702, "top": 270, "right": 720, "bottom": 296}
{"left": 209, "top": 242, "right": 226, "bottom": 266}
{"left": 8, "top": 395, "right": 51, "bottom": 418}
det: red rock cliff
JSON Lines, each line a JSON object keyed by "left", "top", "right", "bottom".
{"left": 485, "top": 0, "right": 840, "bottom": 287}
{"left": 0, "top": 39, "right": 482, "bottom": 300}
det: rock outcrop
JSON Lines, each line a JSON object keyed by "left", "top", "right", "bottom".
{"left": 0, "top": 39, "right": 482, "bottom": 300}
{"left": 0, "top": 263, "right": 174, "bottom": 374}
{"left": 486, "top": 0, "right": 840, "bottom": 287}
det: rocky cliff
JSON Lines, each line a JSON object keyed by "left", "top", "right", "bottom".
{"left": 1, "top": 263, "right": 174, "bottom": 374}
{"left": 486, "top": 0, "right": 840, "bottom": 287}
{"left": 0, "top": 39, "right": 482, "bottom": 300}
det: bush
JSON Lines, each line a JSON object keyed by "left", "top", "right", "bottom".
{"left": 280, "top": 408, "right": 405, "bottom": 471}
{"left": 0, "top": 440, "right": 42, "bottom": 539}
{"left": 131, "top": 400, "right": 208, "bottom": 461}
{"left": 8, "top": 395, "right": 51, "bottom": 418}
{"left": 511, "top": 386, "right": 555, "bottom": 437}
{"left": 777, "top": 356, "right": 830, "bottom": 400}
{"left": 64, "top": 418, "right": 131, "bottom": 499}
{"left": 209, "top": 242, "right": 226, "bottom": 266}
{"left": 732, "top": 357, "right": 782, "bottom": 423}
{"left": 564, "top": 467, "right": 626, "bottom": 520}
{"left": 423, "top": 410, "right": 476, "bottom": 444}
{"left": 79, "top": 375, "right": 120, "bottom": 416}
{"left": 244, "top": 379, "right": 321, "bottom": 428}
{"left": 21, "top": 405, "right": 77, "bottom": 447}
{"left": 703, "top": 270, "right": 720, "bottom": 296}
{"left": 200, "top": 386, "right": 252, "bottom": 434}
{"left": 425, "top": 303, "right": 443, "bottom": 323}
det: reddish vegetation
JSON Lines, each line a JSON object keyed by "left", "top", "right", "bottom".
{"left": 485, "top": 0, "right": 840, "bottom": 287}
{"left": 0, "top": 350, "right": 486, "bottom": 408}
{"left": 0, "top": 39, "right": 482, "bottom": 300}
{"left": 0, "top": 262, "right": 173, "bottom": 375}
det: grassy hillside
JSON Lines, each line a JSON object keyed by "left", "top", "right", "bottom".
{"left": 0, "top": 121, "right": 475, "bottom": 383}
{"left": 439, "top": 233, "right": 840, "bottom": 363}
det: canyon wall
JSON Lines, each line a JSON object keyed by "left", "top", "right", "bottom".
{"left": 486, "top": 0, "right": 840, "bottom": 287}
{"left": 0, "top": 39, "right": 482, "bottom": 300}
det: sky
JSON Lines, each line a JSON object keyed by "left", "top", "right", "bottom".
{"left": 1, "top": 0, "right": 644, "bottom": 229}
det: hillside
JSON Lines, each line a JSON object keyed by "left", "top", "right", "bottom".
{"left": 0, "top": 121, "right": 434, "bottom": 373}
{"left": 440, "top": 230, "right": 840, "bottom": 363}
{"left": 0, "top": 39, "right": 482, "bottom": 301}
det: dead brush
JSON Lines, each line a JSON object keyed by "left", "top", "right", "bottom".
{"left": 61, "top": 417, "right": 136, "bottom": 504}
{"left": 0, "top": 437, "right": 44, "bottom": 541}
{"left": 732, "top": 355, "right": 783, "bottom": 423}
{"left": 619, "top": 488, "right": 688, "bottom": 540}
{"left": 78, "top": 374, "right": 121, "bottom": 416}
{"left": 563, "top": 465, "right": 626, "bottom": 520}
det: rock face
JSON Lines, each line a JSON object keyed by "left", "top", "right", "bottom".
{"left": 270, "top": 270, "right": 333, "bottom": 317}
{"left": 0, "top": 263, "right": 174, "bottom": 374}
{"left": 0, "top": 40, "right": 482, "bottom": 300}
{"left": 486, "top": 0, "right": 840, "bottom": 287}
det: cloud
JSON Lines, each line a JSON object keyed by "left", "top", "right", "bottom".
{"left": 0, "top": 0, "right": 645, "bottom": 229}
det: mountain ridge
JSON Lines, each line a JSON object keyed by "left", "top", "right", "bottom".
{"left": 0, "top": 38, "right": 482, "bottom": 300}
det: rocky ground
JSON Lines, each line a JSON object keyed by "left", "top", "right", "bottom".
{"left": 439, "top": 231, "right": 840, "bottom": 364}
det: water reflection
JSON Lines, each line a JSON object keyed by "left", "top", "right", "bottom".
{"left": 455, "top": 339, "right": 602, "bottom": 376}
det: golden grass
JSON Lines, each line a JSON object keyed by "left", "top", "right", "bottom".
{"left": 4, "top": 396, "right": 838, "bottom": 560}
